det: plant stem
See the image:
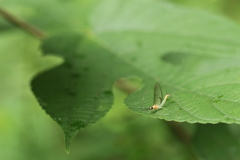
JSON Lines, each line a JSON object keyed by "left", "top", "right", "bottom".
{"left": 0, "top": 8, "right": 45, "bottom": 39}
{"left": 166, "top": 121, "right": 191, "bottom": 144}
{"left": 115, "top": 78, "right": 138, "bottom": 94}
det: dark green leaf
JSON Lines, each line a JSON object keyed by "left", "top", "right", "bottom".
{"left": 31, "top": 32, "right": 143, "bottom": 152}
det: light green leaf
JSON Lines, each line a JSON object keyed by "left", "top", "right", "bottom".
{"left": 89, "top": 0, "right": 240, "bottom": 123}
{"left": 192, "top": 124, "right": 240, "bottom": 160}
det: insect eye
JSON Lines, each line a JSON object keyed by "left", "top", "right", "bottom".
{"left": 149, "top": 107, "right": 153, "bottom": 110}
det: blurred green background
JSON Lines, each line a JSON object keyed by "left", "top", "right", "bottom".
{"left": 1, "top": 0, "right": 240, "bottom": 159}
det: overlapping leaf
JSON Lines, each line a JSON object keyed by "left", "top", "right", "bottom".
{"left": 90, "top": 0, "right": 240, "bottom": 123}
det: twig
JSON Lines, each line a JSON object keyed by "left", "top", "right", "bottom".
{"left": 115, "top": 78, "right": 139, "bottom": 94}
{"left": 166, "top": 121, "right": 199, "bottom": 159}
{"left": 166, "top": 121, "right": 191, "bottom": 144}
{"left": 0, "top": 7, "right": 45, "bottom": 39}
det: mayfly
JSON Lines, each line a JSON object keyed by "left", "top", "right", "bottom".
{"left": 149, "top": 83, "right": 170, "bottom": 110}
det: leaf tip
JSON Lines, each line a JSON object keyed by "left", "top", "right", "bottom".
{"left": 65, "top": 136, "right": 71, "bottom": 154}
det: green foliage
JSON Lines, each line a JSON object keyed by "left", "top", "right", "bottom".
{"left": 31, "top": 0, "right": 240, "bottom": 150}
{"left": 2, "top": 0, "right": 240, "bottom": 158}
{"left": 91, "top": 0, "right": 240, "bottom": 124}
{"left": 193, "top": 124, "right": 240, "bottom": 160}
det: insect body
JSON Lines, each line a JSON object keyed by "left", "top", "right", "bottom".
{"left": 149, "top": 83, "right": 170, "bottom": 110}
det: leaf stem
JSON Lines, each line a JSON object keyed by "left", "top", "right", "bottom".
{"left": 0, "top": 7, "right": 46, "bottom": 39}
{"left": 166, "top": 121, "right": 199, "bottom": 160}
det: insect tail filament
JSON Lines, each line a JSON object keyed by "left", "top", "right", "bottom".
{"left": 158, "top": 94, "right": 170, "bottom": 108}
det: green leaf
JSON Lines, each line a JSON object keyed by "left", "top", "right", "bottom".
{"left": 31, "top": 32, "right": 143, "bottom": 152}
{"left": 31, "top": 0, "right": 240, "bottom": 151}
{"left": 89, "top": 0, "right": 240, "bottom": 123}
{"left": 192, "top": 124, "right": 240, "bottom": 160}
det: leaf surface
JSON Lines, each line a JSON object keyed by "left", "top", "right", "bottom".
{"left": 89, "top": 0, "right": 240, "bottom": 123}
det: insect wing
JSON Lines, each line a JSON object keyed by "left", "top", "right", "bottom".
{"left": 153, "top": 83, "right": 163, "bottom": 105}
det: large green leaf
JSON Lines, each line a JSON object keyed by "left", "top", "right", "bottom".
{"left": 89, "top": 0, "right": 240, "bottom": 123}
{"left": 31, "top": 0, "right": 240, "bottom": 151}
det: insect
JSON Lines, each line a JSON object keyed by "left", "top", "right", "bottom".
{"left": 149, "top": 83, "right": 170, "bottom": 110}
